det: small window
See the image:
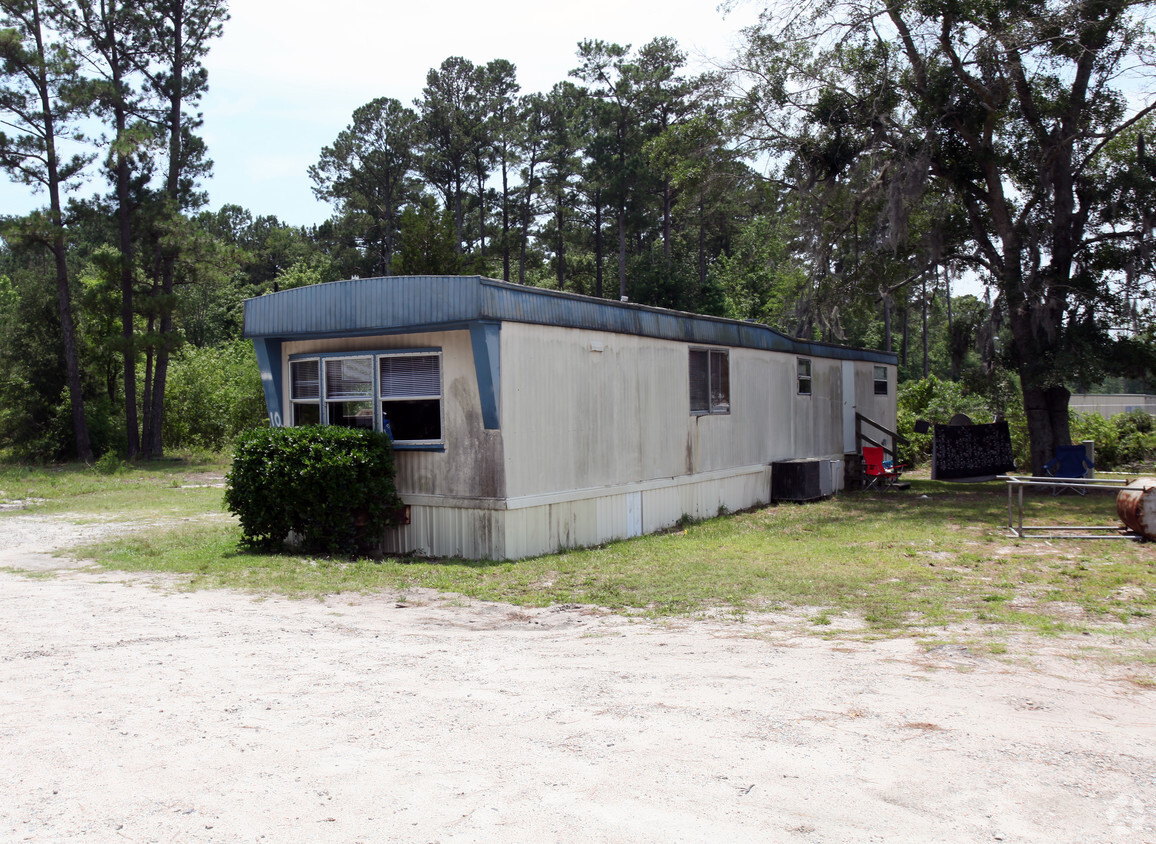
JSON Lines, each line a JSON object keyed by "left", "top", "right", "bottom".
{"left": 689, "top": 348, "right": 730, "bottom": 414}
{"left": 797, "top": 358, "right": 812, "bottom": 395}
{"left": 380, "top": 353, "right": 442, "bottom": 443}
{"left": 290, "top": 359, "right": 321, "bottom": 426}
{"left": 874, "top": 365, "right": 889, "bottom": 396}
{"left": 325, "top": 356, "right": 374, "bottom": 429}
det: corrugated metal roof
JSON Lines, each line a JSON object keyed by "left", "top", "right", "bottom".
{"left": 243, "top": 275, "right": 897, "bottom": 365}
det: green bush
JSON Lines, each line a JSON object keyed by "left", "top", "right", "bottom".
{"left": 896, "top": 373, "right": 1032, "bottom": 469}
{"left": 224, "top": 426, "right": 404, "bottom": 555}
{"left": 1070, "top": 409, "right": 1156, "bottom": 470}
{"left": 162, "top": 340, "right": 268, "bottom": 452}
{"left": 898, "top": 375, "right": 996, "bottom": 466}
{"left": 93, "top": 450, "right": 124, "bottom": 475}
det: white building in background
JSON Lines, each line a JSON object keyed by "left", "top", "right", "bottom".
{"left": 245, "top": 276, "right": 898, "bottom": 559}
{"left": 1069, "top": 394, "right": 1156, "bottom": 418}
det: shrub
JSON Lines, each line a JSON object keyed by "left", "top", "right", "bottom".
{"left": 896, "top": 373, "right": 1030, "bottom": 469}
{"left": 897, "top": 375, "right": 996, "bottom": 466}
{"left": 93, "top": 451, "right": 124, "bottom": 475}
{"left": 162, "top": 340, "right": 268, "bottom": 452}
{"left": 1070, "top": 408, "right": 1156, "bottom": 470}
{"left": 225, "top": 426, "right": 404, "bottom": 555}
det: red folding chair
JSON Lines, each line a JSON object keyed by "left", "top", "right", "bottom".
{"left": 863, "top": 446, "right": 903, "bottom": 491}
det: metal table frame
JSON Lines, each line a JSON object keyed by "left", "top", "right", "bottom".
{"left": 1001, "top": 475, "right": 1141, "bottom": 540}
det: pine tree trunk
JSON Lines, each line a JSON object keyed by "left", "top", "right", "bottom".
{"left": 697, "top": 200, "right": 706, "bottom": 290}
{"left": 556, "top": 202, "right": 564, "bottom": 290}
{"left": 147, "top": 5, "right": 186, "bottom": 459}
{"left": 618, "top": 208, "right": 626, "bottom": 300}
{"left": 476, "top": 169, "right": 486, "bottom": 257}
{"left": 594, "top": 190, "right": 603, "bottom": 298}
{"left": 663, "top": 178, "right": 672, "bottom": 268}
{"left": 33, "top": 0, "right": 91, "bottom": 461}
{"left": 501, "top": 159, "right": 510, "bottom": 281}
{"left": 117, "top": 114, "right": 139, "bottom": 458}
{"left": 921, "top": 273, "right": 929, "bottom": 377}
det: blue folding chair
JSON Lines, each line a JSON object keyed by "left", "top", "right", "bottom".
{"left": 1043, "top": 444, "right": 1095, "bottom": 495}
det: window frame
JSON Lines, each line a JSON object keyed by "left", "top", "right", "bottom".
{"left": 689, "top": 346, "right": 731, "bottom": 416}
{"left": 324, "top": 355, "right": 375, "bottom": 430}
{"left": 797, "top": 358, "right": 812, "bottom": 396}
{"left": 289, "top": 357, "right": 322, "bottom": 426}
{"left": 379, "top": 350, "right": 444, "bottom": 448}
{"left": 873, "top": 365, "right": 889, "bottom": 396}
{"left": 287, "top": 349, "right": 445, "bottom": 450}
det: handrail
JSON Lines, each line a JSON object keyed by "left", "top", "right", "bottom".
{"left": 855, "top": 412, "right": 908, "bottom": 460}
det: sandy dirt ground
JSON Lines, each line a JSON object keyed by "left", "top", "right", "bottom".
{"left": 1, "top": 512, "right": 1154, "bottom": 843}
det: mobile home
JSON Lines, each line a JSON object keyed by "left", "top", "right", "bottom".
{"left": 245, "top": 275, "right": 897, "bottom": 559}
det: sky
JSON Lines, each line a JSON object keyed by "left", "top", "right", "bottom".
{"left": 1, "top": 0, "right": 763, "bottom": 228}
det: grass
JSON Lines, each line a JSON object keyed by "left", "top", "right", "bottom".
{"left": 4, "top": 460, "right": 1156, "bottom": 642}
{"left": 0, "top": 454, "right": 228, "bottom": 519}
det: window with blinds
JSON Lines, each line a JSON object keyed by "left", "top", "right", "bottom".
{"left": 287, "top": 351, "right": 443, "bottom": 443}
{"left": 689, "top": 348, "right": 729, "bottom": 415}
{"left": 323, "top": 356, "right": 374, "bottom": 429}
{"left": 325, "top": 357, "right": 373, "bottom": 399}
{"left": 380, "top": 352, "right": 442, "bottom": 443}
{"left": 290, "top": 359, "right": 321, "bottom": 426}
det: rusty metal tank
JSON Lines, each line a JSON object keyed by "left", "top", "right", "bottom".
{"left": 1117, "top": 478, "right": 1156, "bottom": 540}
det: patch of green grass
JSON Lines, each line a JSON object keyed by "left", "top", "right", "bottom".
{"left": 21, "top": 469, "right": 1155, "bottom": 641}
{"left": 0, "top": 455, "right": 229, "bottom": 519}
{"left": 0, "top": 566, "right": 57, "bottom": 580}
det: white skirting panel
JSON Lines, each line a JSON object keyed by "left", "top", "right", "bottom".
{"left": 380, "top": 505, "right": 506, "bottom": 560}
{"left": 381, "top": 465, "right": 773, "bottom": 560}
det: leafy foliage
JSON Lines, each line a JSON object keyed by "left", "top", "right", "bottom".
{"left": 897, "top": 374, "right": 1036, "bottom": 470}
{"left": 225, "top": 426, "right": 403, "bottom": 555}
{"left": 161, "top": 340, "right": 266, "bottom": 451}
{"left": 731, "top": 0, "right": 1156, "bottom": 471}
{"left": 1070, "top": 410, "right": 1156, "bottom": 471}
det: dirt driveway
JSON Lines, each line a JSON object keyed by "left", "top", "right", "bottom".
{"left": 1, "top": 512, "right": 1153, "bottom": 842}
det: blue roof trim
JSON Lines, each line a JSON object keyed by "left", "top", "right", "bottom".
{"left": 243, "top": 275, "right": 897, "bottom": 365}
{"left": 252, "top": 338, "right": 283, "bottom": 427}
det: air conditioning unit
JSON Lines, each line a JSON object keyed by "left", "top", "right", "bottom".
{"left": 771, "top": 459, "right": 838, "bottom": 502}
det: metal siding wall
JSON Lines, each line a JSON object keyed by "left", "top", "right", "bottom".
{"left": 502, "top": 471, "right": 771, "bottom": 560}
{"left": 1070, "top": 394, "right": 1156, "bottom": 417}
{"left": 812, "top": 358, "right": 843, "bottom": 457}
{"left": 501, "top": 325, "right": 680, "bottom": 497}
{"left": 381, "top": 505, "right": 506, "bottom": 560}
{"left": 754, "top": 352, "right": 798, "bottom": 464}
{"left": 501, "top": 324, "right": 852, "bottom": 502}
{"left": 379, "top": 467, "right": 772, "bottom": 560}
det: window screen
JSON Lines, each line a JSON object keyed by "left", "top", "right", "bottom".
{"left": 689, "top": 348, "right": 729, "bottom": 414}
{"left": 380, "top": 354, "right": 440, "bottom": 399}
{"left": 324, "top": 357, "right": 373, "bottom": 429}
{"left": 291, "top": 359, "right": 320, "bottom": 400}
{"left": 689, "top": 350, "right": 710, "bottom": 412}
{"left": 325, "top": 357, "right": 373, "bottom": 399}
